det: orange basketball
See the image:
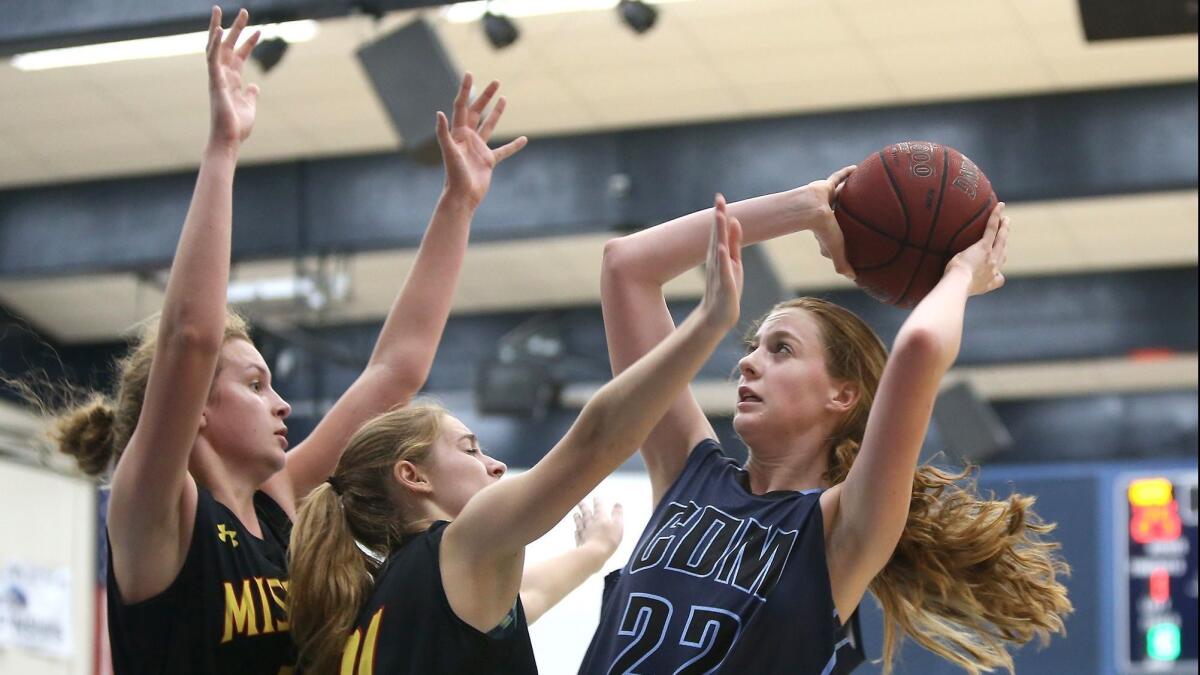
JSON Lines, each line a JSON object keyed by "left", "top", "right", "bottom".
{"left": 834, "top": 142, "right": 996, "bottom": 307}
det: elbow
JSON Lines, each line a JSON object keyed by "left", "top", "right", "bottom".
{"left": 892, "top": 326, "right": 957, "bottom": 372}
{"left": 161, "top": 321, "right": 225, "bottom": 358}
{"left": 601, "top": 236, "right": 640, "bottom": 284}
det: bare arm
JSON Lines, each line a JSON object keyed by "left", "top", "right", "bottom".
{"left": 600, "top": 168, "right": 855, "bottom": 505}
{"left": 520, "top": 499, "right": 623, "bottom": 624}
{"left": 442, "top": 197, "right": 744, "bottom": 631}
{"left": 824, "top": 203, "right": 1010, "bottom": 616}
{"left": 268, "top": 75, "right": 528, "bottom": 507}
{"left": 107, "top": 7, "right": 260, "bottom": 604}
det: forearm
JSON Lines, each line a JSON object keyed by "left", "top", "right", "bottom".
{"left": 367, "top": 190, "right": 476, "bottom": 383}
{"left": 610, "top": 187, "right": 818, "bottom": 285}
{"left": 894, "top": 265, "right": 972, "bottom": 372}
{"left": 520, "top": 543, "right": 610, "bottom": 624}
{"left": 158, "top": 142, "right": 239, "bottom": 343}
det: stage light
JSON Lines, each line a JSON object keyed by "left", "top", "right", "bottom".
{"left": 617, "top": 0, "right": 658, "bottom": 34}
{"left": 251, "top": 38, "right": 289, "bottom": 74}
{"left": 483, "top": 11, "right": 520, "bottom": 49}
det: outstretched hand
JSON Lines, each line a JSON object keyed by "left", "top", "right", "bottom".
{"left": 573, "top": 497, "right": 624, "bottom": 557}
{"left": 946, "top": 201, "right": 1009, "bottom": 296}
{"left": 206, "top": 7, "right": 260, "bottom": 149}
{"left": 801, "top": 164, "right": 857, "bottom": 280}
{"left": 699, "top": 194, "right": 744, "bottom": 330}
{"left": 436, "top": 73, "right": 528, "bottom": 208}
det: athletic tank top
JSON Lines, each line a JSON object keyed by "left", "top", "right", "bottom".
{"left": 106, "top": 487, "right": 295, "bottom": 675}
{"left": 579, "top": 439, "right": 864, "bottom": 675}
{"left": 338, "top": 520, "right": 538, "bottom": 675}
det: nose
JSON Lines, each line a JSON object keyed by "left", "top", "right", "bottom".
{"left": 738, "top": 351, "right": 761, "bottom": 380}
{"left": 486, "top": 456, "right": 507, "bottom": 478}
{"left": 273, "top": 392, "right": 292, "bottom": 419}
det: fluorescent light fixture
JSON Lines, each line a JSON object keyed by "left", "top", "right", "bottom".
{"left": 442, "top": 0, "right": 690, "bottom": 23}
{"left": 11, "top": 20, "right": 318, "bottom": 71}
{"left": 226, "top": 271, "right": 348, "bottom": 311}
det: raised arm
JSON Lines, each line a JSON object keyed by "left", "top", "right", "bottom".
{"left": 824, "top": 203, "right": 1010, "bottom": 615}
{"left": 600, "top": 168, "right": 855, "bottom": 504}
{"left": 270, "top": 74, "right": 528, "bottom": 507}
{"left": 442, "top": 196, "right": 743, "bottom": 631}
{"left": 106, "top": 7, "right": 260, "bottom": 603}
{"left": 520, "top": 498, "right": 623, "bottom": 624}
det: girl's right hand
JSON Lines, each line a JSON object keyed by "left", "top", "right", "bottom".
{"left": 699, "top": 194, "right": 744, "bottom": 330}
{"left": 945, "top": 201, "right": 1010, "bottom": 296}
{"left": 206, "top": 7, "right": 261, "bottom": 150}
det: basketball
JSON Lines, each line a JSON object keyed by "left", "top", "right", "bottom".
{"left": 834, "top": 142, "right": 996, "bottom": 307}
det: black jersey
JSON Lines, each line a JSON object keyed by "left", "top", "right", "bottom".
{"left": 106, "top": 487, "right": 295, "bottom": 675}
{"left": 579, "top": 439, "right": 864, "bottom": 675}
{"left": 338, "top": 520, "right": 538, "bottom": 675}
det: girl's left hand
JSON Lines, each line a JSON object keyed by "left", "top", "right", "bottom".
{"left": 945, "top": 201, "right": 1010, "bottom": 296}
{"left": 574, "top": 497, "right": 624, "bottom": 556}
{"left": 436, "top": 73, "right": 528, "bottom": 208}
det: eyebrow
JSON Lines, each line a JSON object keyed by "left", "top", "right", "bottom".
{"left": 244, "top": 364, "right": 269, "bottom": 377}
{"left": 459, "top": 434, "right": 477, "bottom": 444}
{"left": 752, "top": 329, "right": 801, "bottom": 344}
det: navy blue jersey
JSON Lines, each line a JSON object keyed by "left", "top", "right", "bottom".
{"left": 579, "top": 439, "right": 864, "bottom": 675}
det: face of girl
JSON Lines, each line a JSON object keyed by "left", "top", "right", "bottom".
{"left": 201, "top": 338, "right": 292, "bottom": 479}
{"left": 422, "top": 414, "right": 507, "bottom": 518}
{"left": 733, "top": 309, "right": 846, "bottom": 449}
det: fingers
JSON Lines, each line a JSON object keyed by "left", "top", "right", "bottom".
{"left": 207, "top": 7, "right": 223, "bottom": 59}
{"left": 470, "top": 80, "right": 502, "bottom": 125}
{"left": 578, "top": 499, "right": 594, "bottom": 521}
{"left": 827, "top": 164, "right": 856, "bottom": 190}
{"left": 452, "top": 72, "right": 473, "bottom": 128}
{"left": 477, "top": 96, "right": 506, "bottom": 142}
{"left": 493, "top": 135, "right": 528, "bottom": 164}
{"left": 710, "top": 194, "right": 726, "bottom": 264}
{"left": 728, "top": 215, "right": 743, "bottom": 267}
{"left": 245, "top": 83, "right": 260, "bottom": 105}
{"left": 611, "top": 502, "right": 624, "bottom": 523}
{"left": 434, "top": 110, "right": 452, "bottom": 149}
{"left": 981, "top": 201, "right": 1004, "bottom": 248}
{"left": 235, "top": 29, "right": 262, "bottom": 61}
{"left": 223, "top": 8, "right": 250, "bottom": 52}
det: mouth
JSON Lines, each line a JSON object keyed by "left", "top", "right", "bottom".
{"left": 274, "top": 428, "right": 289, "bottom": 447}
{"left": 737, "top": 386, "right": 763, "bottom": 405}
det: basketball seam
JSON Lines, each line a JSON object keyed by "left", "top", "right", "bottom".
{"left": 944, "top": 194, "right": 996, "bottom": 254}
{"left": 879, "top": 150, "right": 920, "bottom": 305}
{"left": 834, "top": 204, "right": 908, "bottom": 271}
{"left": 895, "top": 148, "right": 950, "bottom": 307}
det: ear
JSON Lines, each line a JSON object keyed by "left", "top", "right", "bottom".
{"left": 826, "top": 380, "right": 860, "bottom": 415}
{"left": 393, "top": 459, "right": 433, "bottom": 496}
{"left": 198, "top": 409, "right": 209, "bottom": 430}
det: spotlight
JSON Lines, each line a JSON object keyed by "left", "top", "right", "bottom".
{"left": 251, "top": 37, "right": 289, "bottom": 73}
{"left": 483, "top": 11, "right": 519, "bottom": 49}
{"left": 618, "top": 0, "right": 658, "bottom": 34}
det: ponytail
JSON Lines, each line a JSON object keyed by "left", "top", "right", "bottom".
{"left": 288, "top": 483, "right": 376, "bottom": 674}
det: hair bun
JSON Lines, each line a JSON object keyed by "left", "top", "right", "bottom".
{"left": 53, "top": 395, "right": 116, "bottom": 476}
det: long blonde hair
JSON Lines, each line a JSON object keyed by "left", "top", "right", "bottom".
{"left": 12, "top": 312, "right": 251, "bottom": 478}
{"left": 287, "top": 402, "right": 446, "bottom": 674}
{"left": 755, "top": 298, "right": 1071, "bottom": 674}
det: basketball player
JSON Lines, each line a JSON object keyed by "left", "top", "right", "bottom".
{"left": 581, "top": 181, "right": 1072, "bottom": 673}
{"left": 40, "top": 8, "right": 525, "bottom": 674}
{"left": 286, "top": 195, "right": 746, "bottom": 674}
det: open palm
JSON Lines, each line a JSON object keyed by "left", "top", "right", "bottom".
{"left": 436, "top": 73, "right": 528, "bottom": 207}
{"left": 206, "top": 7, "right": 261, "bottom": 147}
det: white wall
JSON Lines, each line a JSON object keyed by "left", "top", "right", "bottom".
{"left": 526, "top": 472, "right": 655, "bottom": 674}
{"left": 0, "top": 459, "right": 95, "bottom": 675}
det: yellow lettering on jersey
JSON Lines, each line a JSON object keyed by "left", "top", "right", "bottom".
{"left": 222, "top": 580, "right": 259, "bottom": 643}
{"left": 340, "top": 631, "right": 361, "bottom": 675}
{"left": 267, "top": 578, "right": 290, "bottom": 631}
{"left": 254, "top": 577, "right": 276, "bottom": 634}
{"left": 340, "top": 607, "right": 384, "bottom": 675}
{"left": 359, "top": 607, "right": 383, "bottom": 674}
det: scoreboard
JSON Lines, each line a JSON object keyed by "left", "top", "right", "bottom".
{"left": 1117, "top": 472, "right": 1199, "bottom": 673}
